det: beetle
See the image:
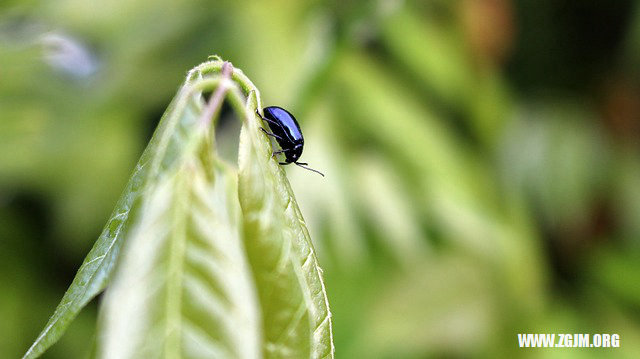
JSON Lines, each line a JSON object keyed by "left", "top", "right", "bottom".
{"left": 256, "top": 106, "right": 324, "bottom": 177}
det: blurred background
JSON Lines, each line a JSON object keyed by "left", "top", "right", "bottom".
{"left": 2, "top": 0, "right": 640, "bottom": 357}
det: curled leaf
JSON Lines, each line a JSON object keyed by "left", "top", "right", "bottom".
{"left": 238, "top": 93, "right": 334, "bottom": 358}
{"left": 22, "top": 60, "right": 227, "bottom": 359}
{"left": 99, "top": 129, "right": 261, "bottom": 358}
{"left": 24, "top": 58, "right": 334, "bottom": 359}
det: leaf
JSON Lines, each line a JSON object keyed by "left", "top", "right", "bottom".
{"left": 237, "top": 93, "right": 334, "bottom": 358}
{"left": 25, "top": 59, "right": 335, "bottom": 359}
{"left": 22, "top": 60, "right": 227, "bottom": 359}
{"left": 98, "top": 129, "right": 261, "bottom": 358}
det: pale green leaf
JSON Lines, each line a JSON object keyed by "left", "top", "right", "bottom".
{"left": 25, "top": 58, "right": 335, "bottom": 359}
{"left": 99, "top": 129, "right": 261, "bottom": 358}
{"left": 23, "top": 60, "right": 227, "bottom": 359}
{"left": 238, "top": 93, "right": 334, "bottom": 359}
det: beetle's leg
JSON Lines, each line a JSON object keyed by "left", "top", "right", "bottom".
{"left": 272, "top": 148, "right": 292, "bottom": 159}
{"left": 262, "top": 117, "right": 280, "bottom": 126}
{"left": 279, "top": 162, "right": 292, "bottom": 166}
{"left": 260, "top": 127, "right": 284, "bottom": 141}
{"left": 256, "top": 109, "right": 281, "bottom": 126}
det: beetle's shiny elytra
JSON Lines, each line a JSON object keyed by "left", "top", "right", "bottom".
{"left": 257, "top": 106, "right": 324, "bottom": 177}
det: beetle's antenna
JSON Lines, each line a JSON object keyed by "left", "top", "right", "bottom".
{"left": 295, "top": 162, "right": 325, "bottom": 177}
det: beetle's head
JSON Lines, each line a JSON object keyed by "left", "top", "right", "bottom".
{"left": 288, "top": 144, "right": 303, "bottom": 162}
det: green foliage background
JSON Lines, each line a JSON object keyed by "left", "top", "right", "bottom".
{"left": 2, "top": 0, "right": 640, "bottom": 357}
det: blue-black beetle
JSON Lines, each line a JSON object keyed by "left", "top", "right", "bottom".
{"left": 256, "top": 106, "right": 324, "bottom": 177}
